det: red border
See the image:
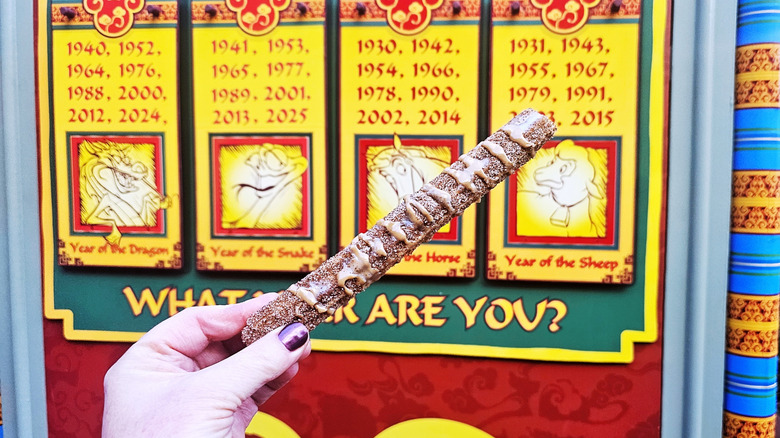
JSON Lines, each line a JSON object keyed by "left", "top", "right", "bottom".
{"left": 357, "top": 137, "right": 460, "bottom": 241}
{"left": 212, "top": 135, "right": 312, "bottom": 237}
{"left": 70, "top": 134, "right": 165, "bottom": 234}
{"left": 507, "top": 139, "right": 618, "bottom": 246}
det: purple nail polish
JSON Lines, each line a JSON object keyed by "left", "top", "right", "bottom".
{"left": 452, "top": 1, "right": 462, "bottom": 15}
{"left": 205, "top": 4, "right": 218, "bottom": 17}
{"left": 278, "top": 322, "right": 309, "bottom": 351}
{"left": 509, "top": 1, "right": 520, "bottom": 16}
{"left": 610, "top": 0, "right": 623, "bottom": 13}
{"left": 296, "top": 2, "right": 308, "bottom": 15}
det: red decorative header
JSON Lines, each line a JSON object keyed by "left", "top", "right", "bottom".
{"left": 226, "top": 0, "right": 292, "bottom": 35}
{"left": 83, "top": 0, "right": 145, "bottom": 37}
{"left": 530, "top": 0, "right": 599, "bottom": 34}
{"left": 339, "top": 0, "right": 479, "bottom": 22}
{"left": 376, "top": 0, "right": 444, "bottom": 35}
{"left": 492, "top": 0, "right": 641, "bottom": 21}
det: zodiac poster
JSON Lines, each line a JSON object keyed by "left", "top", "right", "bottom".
{"left": 36, "top": 0, "right": 668, "bottom": 368}
{"left": 339, "top": 0, "right": 481, "bottom": 277}
{"left": 44, "top": 2, "right": 182, "bottom": 269}
{"left": 191, "top": 2, "right": 328, "bottom": 272}
{"left": 488, "top": 1, "right": 641, "bottom": 283}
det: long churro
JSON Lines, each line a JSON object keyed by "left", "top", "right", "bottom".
{"left": 242, "top": 109, "right": 556, "bottom": 344}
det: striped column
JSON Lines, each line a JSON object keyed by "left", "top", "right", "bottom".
{"left": 723, "top": 2, "right": 780, "bottom": 437}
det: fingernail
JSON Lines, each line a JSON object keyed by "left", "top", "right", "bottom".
{"left": 278, "top": 322, "right": 309, "bottom": 351}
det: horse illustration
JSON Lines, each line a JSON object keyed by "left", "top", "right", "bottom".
{"left": 79, "top": 139, "right": 168, "bottom": 245}
{"left": 520, "top": 140, "right": 607, "bottom": 238}
{"left": 223, "top": 143, "right": 308, "bottom": 229}
{"left": 365, "top": 134, "right": 451, "bottom": 225}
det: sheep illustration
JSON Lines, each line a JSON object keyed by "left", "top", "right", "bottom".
{"left": 518, "top": 140, "right": 608, "bottom": 238}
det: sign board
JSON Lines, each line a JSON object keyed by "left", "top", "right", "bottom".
{"left": 37, "top": 0, "right": 667, "bottom": 363}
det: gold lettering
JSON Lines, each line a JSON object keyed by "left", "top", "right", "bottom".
{"left": 329, "top": 298, "right": 361, "bottom": 324}
{"left": 168, "top": 288, "right": 196, "bottom": 316}
{"left": 364, "top": 294, "right": 398, "bottom": 326}
{"left": 197, "top": 289, "right": 217, "bottom": 307}
{"left": 485, "top": 298, "right": 513, "bottom": 330}
{"left": 393, "top": 295, "right": 423, "bottom": 326}
{"left": 452, "top": 296, "right": 488, "bottom": 329}
{"left": 546, "top": 299, "right": 568, "bottom": 332}
{"left": 218, "top": 289, "right": 248, "bottom": 304}
{"left": 420, "top": 295, "right": 447, "bottom": 327}
{"left": 512, "top": 298, "right": 547, "bottom": 331}
{"left": 122, "top": 286, "right": 169, "bottom": 317}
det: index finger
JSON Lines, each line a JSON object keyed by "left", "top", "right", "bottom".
{"left": 136, "top": 293, "right": 278, "bottom": 358}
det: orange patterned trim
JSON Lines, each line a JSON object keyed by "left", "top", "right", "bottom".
{"left": 339, "top": 0, "right": 480, "bottom": 21}
{"left": 134, "top": 2, "right": 178, "bottom": 22}
{"left": 726, "top": 320, "right": 778, "bottom": 357}
{"left": 731, "top": 171, "right": 780, "bottom": 232}
{"left": 724, "top": 412, "right": 776, "bottom": 438}
{"left": 727, "top": 293, "right": 779, "bottom": 323}
{"left": 731, "top": 203, "right": 780, "bottom": 234}
{"left": 52, "top": 2, "right": 177, "bottom": 27}
{"left": 491, "top": 0, "right": 640, "bottom": 20}
{"left": 736, "top": 43, "right": 780, "bottom": 74}
{"left": 735, "top": 75, "right": 780, "bottom": 109}
{"left": 191, "top": 1, "right": 325, "bottom": 22}
{"left": 733, "top": 171, "right": 780, "bottom": 199}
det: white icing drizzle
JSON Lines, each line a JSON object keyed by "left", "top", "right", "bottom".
{"left": 443, "top": 167, "right": 477, "bottom": 192}
{"left": 459, "top": 154, "right": 495, "bottom": 186}
{"left": 337, "top": 240, "right": 381, "bottom": 296}
{"left": 404, "top": 195, "right": 433, "bottom": 225}
{"left": 336, "top": 269, "right": 357, "bottom": 296}
{"left": 349, "top": 242, "right": 372, "bottom": 270}
{"left": 480, "top": 140, "right": 512, "bottom": 168}
{"left": 314, "top": 303, "right": 328, "bottom": 314}
{"left": 290, "top": 282, "right": 336, "bottom": 314}
{"left": 500, "top": 111, "right": 543, "bottom": 147}
{"left": 358, "top": 232, "right": 387, "bottom": 257}
{"left": 377, "top": 219, "right": 412, "bottom": 246}
{"left": 403, "top": 195, "right": 422, "bottom": 225}
{"left": 421, "top": 183, "right": 454, "bottom": 213}
{"left": 289, "top": 284, "right": 319, "bottom": 307}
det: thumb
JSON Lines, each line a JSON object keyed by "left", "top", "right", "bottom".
{"left": 195, "top": 322, "right": 310, "bottom": 402}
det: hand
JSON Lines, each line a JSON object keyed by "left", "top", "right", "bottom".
{"left": 102, "top": 294, "right": 311, "bottom": 437}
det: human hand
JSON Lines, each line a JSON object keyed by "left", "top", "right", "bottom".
{"left": 102, "top": 294, "right": 310, "bottom": 437}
